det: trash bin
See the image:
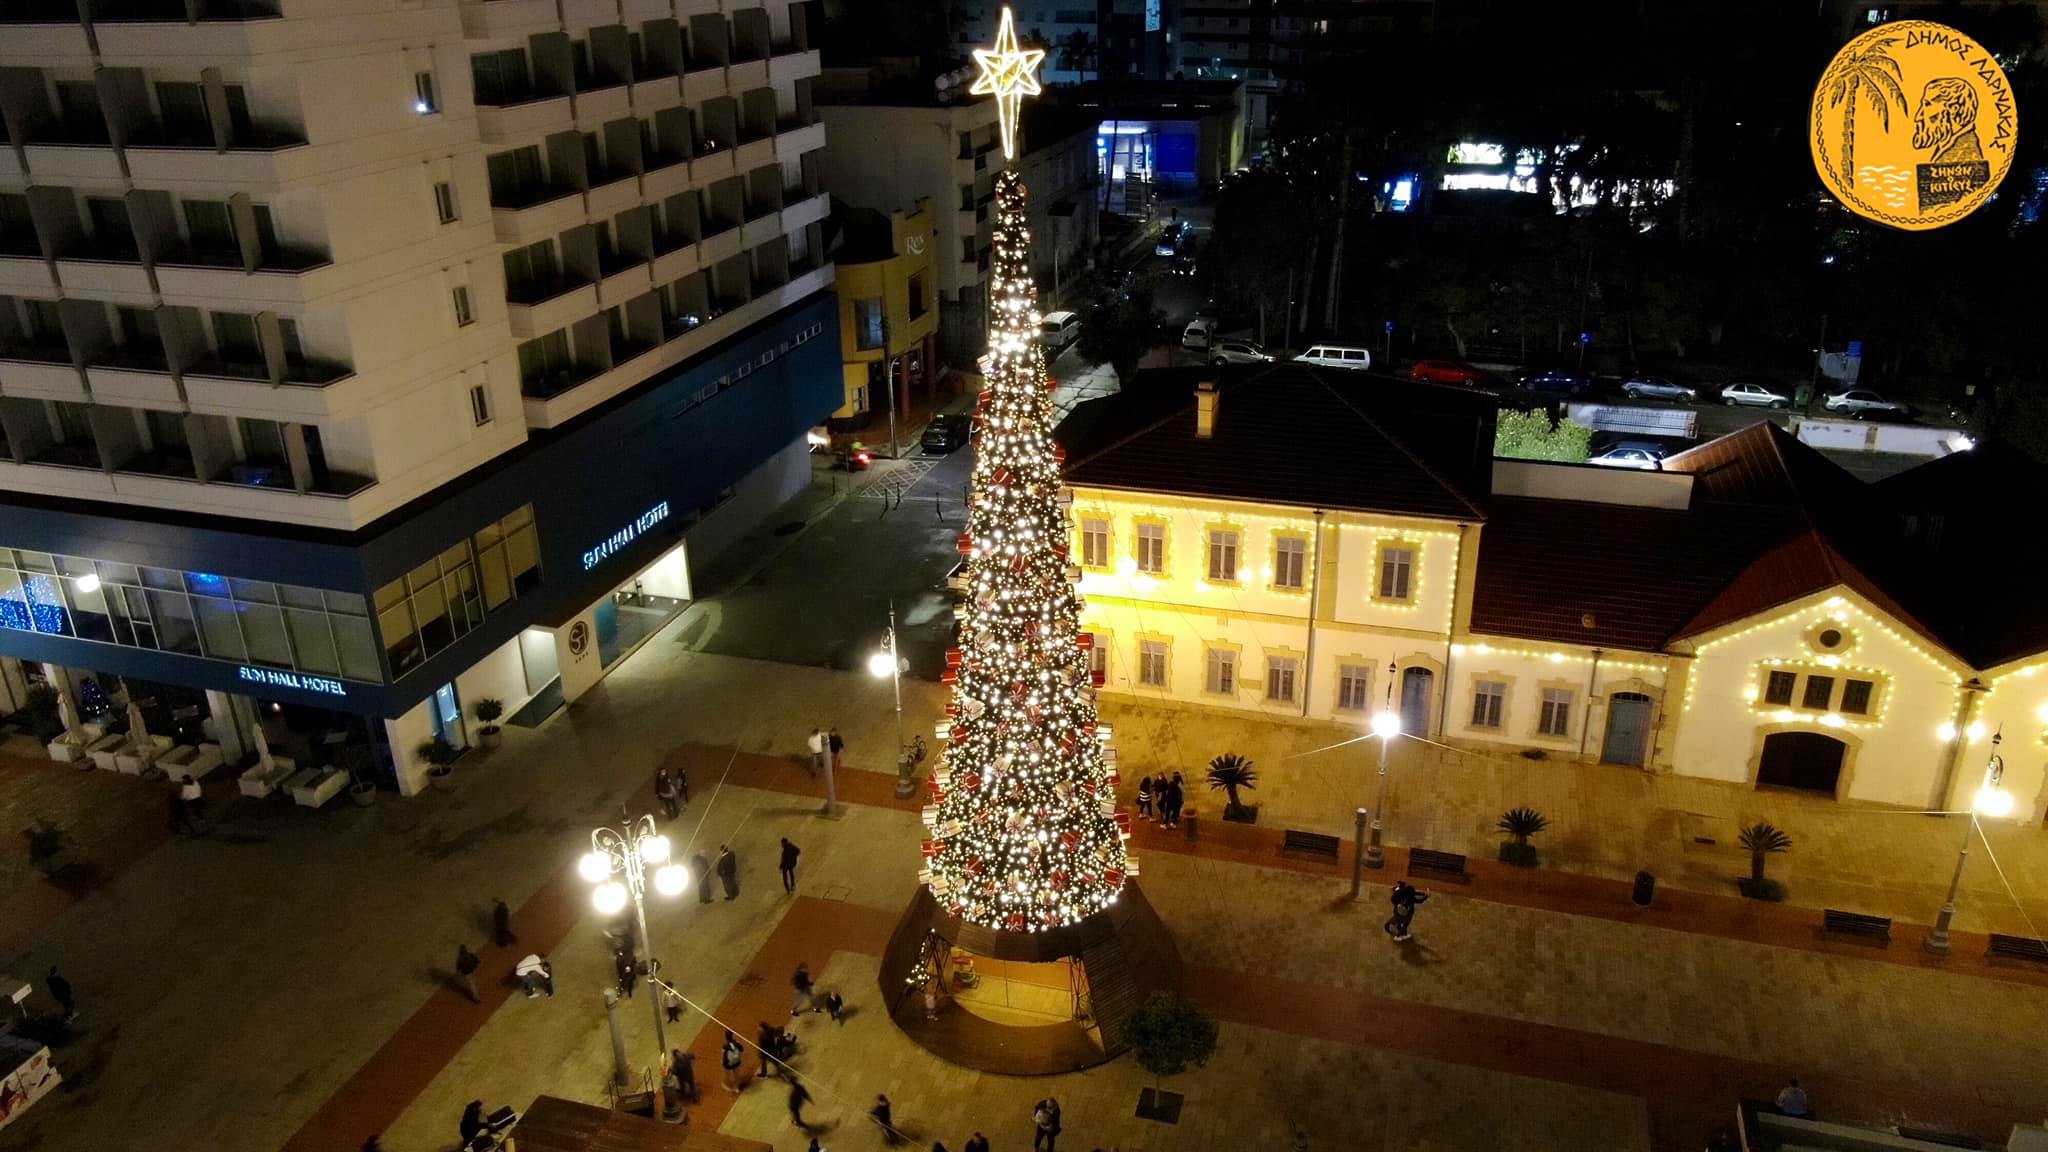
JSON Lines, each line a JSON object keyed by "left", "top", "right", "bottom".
{"left": 1632, "top": 870, "right": 1656, "bottom": 907}
{"left": 1183, "top": 808, "right": 1198, "bottom": 841}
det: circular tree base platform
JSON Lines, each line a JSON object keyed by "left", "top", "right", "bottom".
{"left": 877, "top": 880, "right": 1181, "bottom": 1074}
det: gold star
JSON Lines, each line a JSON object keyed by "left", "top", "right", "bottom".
{"left": 971, "top": 6, "right": 1044, "bottom": 161}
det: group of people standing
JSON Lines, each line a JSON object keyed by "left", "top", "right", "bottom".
{"left": 805, "top": 727, "right": 846, "bottom": 777}
{"left": 1133, "top": 774, "right": 1185, "bottom": 828}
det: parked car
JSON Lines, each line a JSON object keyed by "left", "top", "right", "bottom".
{"left": 1586, "top": 441, "right": 1668, "bottom": 470}
{"left": 1038, "top": 310, "right": 1081, "bottom": 353}
{"left": 1824, "top": 388, "right": 1916, "bottom": 420}
{"left": 1621, "top": 375, "right": 1697, "bottom": 403}
{"left": 1294, "top": 344, "right": 1373, "bottom": 370}
{"left": 1209, "top": 339, "right": 1273, "bottom": 365}
{"left": 1181, "top": 317, "right": 1216, "bottom": 349}
{"left": 1410, "top": 358, "right": 1484, "bottom": 386}
{"left": 1719, "top": 381, "right": 1792, "bottom": 408}
{"left": 1520, "top": 369, "right": 1591, "bottom": 398}
{"left": 920, "top": 413, "right": 971, "bottom": 455}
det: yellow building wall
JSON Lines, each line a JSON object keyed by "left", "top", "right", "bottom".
{"left": 834, "top": 206, "right": 939, "bottom": 420}
{"left": 1959, "top": 662, "right": 2048, "bottom": 825}
{"left": 1442, "top": 640, "right": 1676, "bottom": 765}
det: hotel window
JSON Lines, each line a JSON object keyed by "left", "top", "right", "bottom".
{"left": 434, "top": 181, "right": 459, "bottom": 224}
{"left": 1265, "top": 655, "right": 1298, "bottom": 703}
{"left": 414, "top": 70, "right": 439, "bottom": 114}
{"left": 1134, "top": 523, "right": 1165, "bottom": 574}
{"left": 1273, "top": 535, "right": 1306, "bottom": 590}
{"left": 1840, "top": 678, "right": 1874, "bottom": 715}
{"left": 1138, "top": 639, "right": 1168, "bottom": 687}
{"left": 1337, "top": 664, "right": 1371, "bottom": 711}
{"left": 1377, "top": 545, "right": 1415, "bottom": 601}
{"left": 468, "top": 383, "right": 492, "bottom": 427}
{"left": 1471, "top": 680, "right": 1505, "bottom": 728}
{"left": 1763, "top": 670, "right": 1797, "bottom": 706}
{"left": 907, "top": 272, "right": 928, "bottom": 320}
{"left": 854, "top": 298, "right": 884, "bottom": 350}
{"left": 1204, "top": 647, "right": 1236, "bottom": 695}
{"left": 1538, "top": 687, "right": 1572, "bottom": 737}
{"left": 1206, "top": 529, "right": 1239, "bottom": 582}
{"left": 1080, "top": 517, "right": 1109, "bottom": 568}
{"left": 1801, "top": 674, "right": 1835, "bottom": 710}
{"left": 452, "top": 285, "right": 474, "bottom": 327}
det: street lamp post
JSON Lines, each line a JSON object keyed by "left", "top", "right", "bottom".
{"left": 1364, "top": 705, "right": 1400, "bottom": 871}
{"left": 870, "top": 604, "right": 910, "bottom": 800}
{"left": 581, "top": 816, "right": 689, "bottom": 1084}
{"left": 1925, "top": 732, "right": 2012, "bottom": 956}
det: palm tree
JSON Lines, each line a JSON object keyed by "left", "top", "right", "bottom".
{"left": 1205, "top": 753, "right": 1258, "bottom": 816}
{"left": 1822, "top": 39, "right": 1906, "bottom": 179}
{"left": 1738, "top": 822, "right": 1792, "bottom": 884}
{"left": 1496, "top": 807, "right": 1550, "bottom": 847}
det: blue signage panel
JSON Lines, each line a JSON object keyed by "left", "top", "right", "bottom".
{"left": 582, "top": 501, "right": 672, "bottom": 572}
{"left": 238, "top": 665, "right": 349, "bottom": 698}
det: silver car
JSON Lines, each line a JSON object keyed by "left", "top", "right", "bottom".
{"left": 1720, "top": 381, "right": 1792, "bottom": 409}
{"left": 1621, "top": 376, "right": 1696, "bottom": 403}
{"left": 1824, "top": 389, "right": 1914, "bottom": 420}
{"left": 1210, "top": 339, "right": 1273, "bottom": 365}
{"left": 1587, "top": 443, "right": 1667, "bottom": 470}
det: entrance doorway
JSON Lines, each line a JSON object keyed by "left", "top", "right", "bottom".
{"left": 1755, "top": 731, "right": 1846, "bottom": 796}
{"left": 1398, "top": 667, "right": 1434, "bottom": 735}
{"left": 1601, "top": 692, "right": 1655, "bottom": 767}
{"left": 430, "top": 682, "right": 465, "bottom": 749}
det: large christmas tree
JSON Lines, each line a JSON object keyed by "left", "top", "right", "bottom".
{"left": 920, "top": 165, "right": 1131, "bottom": 933}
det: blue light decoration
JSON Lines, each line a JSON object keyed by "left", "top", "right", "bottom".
{"left": 0, "top": 590, "right": 28, "bottom": 632}
{"left": 20, "top": 574, "right": 70, "bottom": 635}
{"left": 187, "top": 572, "right": 228, "bottom": 595}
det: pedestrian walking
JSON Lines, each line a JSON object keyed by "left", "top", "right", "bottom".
{"left": 670, "top": 1047, "right": 698, "bottom": 1102}
{"left": 716, "top": 845, "right": 739, "bottom": 900}
{"left": 964, "top": 1133, "right": 990, "bottom": 1152}
{"left": 454, "top": 944, "right": 481, "bottom": 1003}
{"left": 45, "top": 966, "right": 74, "bottom": 1022}
{"left": 790, "top": 962, "right": 818, "bottom": 1016}
{"left": 780, "top": 837, "right": 801, "bottom": 892}
{"left": 809, "top": 1139, "right": 827, "bottom": 1152}
{"left": 167, "top": 787, "right": 193, "bottom": 835}
{"left": 675, "top": 766, "right": 690, "bottom": 807}
{"left": 664, "top": 983, "right": 683, "bottom": 1023}
{"left": 757, "top": 1021, "right": 782, "bottom": 1079}
{"left": 823, "top": 990, "right": 844, "bottom": 1023}
{"left": 806, "top": 728, "right": 827, "bottom": 777}
{"left": 693, "top": 852, "right": 715, "bottom": 904}
{"left": 1032, "top": 1098, "right": 1059, "bottom": 1152}
{"left": 460, "top": 1101, "right": 486, "bottom": 1147}
{"left": 362, "top": 1137, "right": 384, "bottom": 1152}
{"left": 1383, "top": 880, "right": 1428, "bottom": 941}
{"left": 492, "top": 898, "right": 517, "bottom": 947}
{"left": 1293, "top": 1125, "right": 1309, "bottom": 1152}
{"left": 656, "top": 766, "right": 680, "bottom": 820}
{"left": 1163, "top": 774, "right": 1184, "bottom": 828}
{"left": 871, "top": 1094, "right": 899, "bottom": 1145}
{"left": 181, "top": 776, "right": 207, "bottom": 830}
{"left": 616, "top": 950, "right": 638, "bottom": 998}
{"left": 828, "top": 727, "right": 845, "bottom": 772}
{"left": 721, "top": 1030, "right": 744, "bottom": 1093}
{"left": 1775, "top": 1078, "right": 1812, "bottom": 1118}
{"left": 1135, "top": 776, "right": 1153, "bottom": 820}
{"left": 788, "top": 1080, "right": 814, "bottom": 1129}
{"left": 932, "top": 1143, "right": 948, "bottom": 1152}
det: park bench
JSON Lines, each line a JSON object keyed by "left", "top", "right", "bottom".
{"left": 1987, "top": 933, "right": 2048, "bottom": 964}
{"left": 1820, "top": 909, "right": 1892, "bottom": 944}
{"left": 1280, "top": 829, "right": 1341, "bottom": 861}
{"left": 1408, "top": 847, "right": 1470, "bottom": 882}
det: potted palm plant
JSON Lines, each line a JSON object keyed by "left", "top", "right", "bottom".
{"left": 1737, "top": 822, "right": 1792, "bottom": 901}
{"left": 473, "top": 698, "right": 505, "bottom": 750}
{"left": 1205, "top": 753, "right": 1259, "bottom": 823}
{"left": 343, "top": 747, "right": 378, "bottom": 806}
{"left": 418, "top": 736, "right": 461, "bottom": 791}
{"left": 1495, "top": 807, "right": 1549, "bottom": 867}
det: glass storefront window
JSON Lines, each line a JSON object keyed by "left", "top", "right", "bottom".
{"left": 193, "top": 596, "right": 246, "bottom": 661}
{"left": 373, "top": 503, "right": 543, "bottom": 679}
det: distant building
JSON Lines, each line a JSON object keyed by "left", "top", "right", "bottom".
{"left": 1016, "top": 105, "right": 1101, "bottom": 307}
{"left": 829, "top": 202, "right": 939, "bottom": 432}
{"left": 1058, "top": 368, "right": 2048, "bottom": 819}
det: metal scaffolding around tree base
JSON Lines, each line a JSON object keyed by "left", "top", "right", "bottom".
{"left": 877, "top": 879, "right": 1180, "bottom": 1074}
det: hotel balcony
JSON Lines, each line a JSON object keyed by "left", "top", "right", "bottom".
{"left": 0, "top": 251, "right": 57, "bottom": 295}
{"left": 52, "top": 251, "right": 154, "bottom": 304}
{"left": 124, "top": 128, "right": 314, "bottom": 191}
{"left": 0, "top": 345, "right": 87, "bottom": 403}
{"left": 490, "top": 181, "right": 584, "bottom": 245}
{"left": 475, "top": 93, "right": 573, "bottom": 144}
{"left": 457, "top": 0, "right": 558, "bottom": 40}
{"left": 505, "top": 275, "right": 599, "bottom": 339}
{"left": 152, "top": 245, "right": 336, "bottom": 312}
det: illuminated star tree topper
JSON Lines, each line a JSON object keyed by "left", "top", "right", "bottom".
{"left": 971, "top": 6, "right": 1045, "bottom": 160}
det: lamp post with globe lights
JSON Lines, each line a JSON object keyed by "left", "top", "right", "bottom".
{"left": 869, "top": 604, "right": 909, "bottom": 800}
{"left": 1356, "top": 660, "right": 1402, "bottom": 889}
{"left": 580, "top": 816, "right": 688, "bottom": 1072}
{"left": 1924, "top": 731, "right": 2013, "bottom": 956}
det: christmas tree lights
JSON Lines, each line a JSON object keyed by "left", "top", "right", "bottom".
{"left": 919, "top": 167, "right": 1131, "bottom": 932}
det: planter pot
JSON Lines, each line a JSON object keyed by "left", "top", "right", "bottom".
{"left": 429, "top": 764, "right": 456, "bottom": 791}
{"left": 478, "top": 728, "right": 501, "bottom": 750}
{"left": 1221, "top": 803, "right": 1259, "bottom": 824}
{"left": 1135, "top": 1087, "right": 1185, "bottom": 1124}
{"left": 349, "top": 781, "right": 377, "bottom": 807}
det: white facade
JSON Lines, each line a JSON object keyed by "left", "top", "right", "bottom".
{"left": 0, "top": 0, "right": 828, "bottom": 530}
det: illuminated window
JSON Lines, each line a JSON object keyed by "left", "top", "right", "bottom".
{"left": 1337, "top": 664, "right": 1371, "bottom": 711}
{"left": 1206, "top": 529, "right": 1239, "bottom": 582}
{"left": 1080, "top": 517, "right": 1109, "bottom": 568}
{"left": 1266, "top": 655, "right": 1297, "bottom": 703}
{"left": 1376, "top": 545, "right": 1414, "bottom": 601}
{"left": 1802, "top": 675, "right": 1835, "bottom": 710}
{"left": 1763, "top": 670, "right": 1797, "bottom": 705}
{"left": 413, "top": 71, "right": 439, "bottom": 114}
{"left": 1840, "top": 679, "right": 1873, "bottom": 715}
{"left": 1087, "top": 633, "right": 1108, "bottom": 679}
{"left": 1204, "top": 647, "right": 1236, "bottom": 695}
{"left": 1138, "top": 639, "right": 1168, "bottom": 687}
{"left": 1273, "top": 535, "right": 1306, "bottom": 589}
{"left": 1134, "top": 523, "right": 1165, "bottom": 574}
{"left": 1471, "top": 680, "right": 1505, "bottom": 728}
{"left": 1538, "top": 687, "right": 1572, "bottom": 737}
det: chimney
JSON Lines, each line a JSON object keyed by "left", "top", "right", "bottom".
{"left": 1195, "top": 380, "right": 1219, "bottom": 439}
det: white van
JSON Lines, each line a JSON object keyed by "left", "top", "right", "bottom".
{"left": 1038, "top": 311, "right": 1081, "bottom": 352}
{"left": 1294, "top": 345, "right": 1372, "bottom": 371}
{"left": 1181, "top": 317, "right": 1215, "bottom": 349}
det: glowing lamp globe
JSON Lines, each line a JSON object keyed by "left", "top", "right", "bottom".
{"left": 640, "top": 833, "right": 672, "bottom": 865}
{"left": 1975, "top": 784, "right": 2015, "bottom": 818}
{"left": 578, "top": 851, "right": 612, "bottom": 882}
{"left": 74, "top": 572, "right": 100, "bottom": 594}
{"left": 654, "top": 862, "right": 688, "bottom": 896}
{"left": 1371, "top": 711, "right": 1401, "bottom": 739}
{"left": 868, "top": 650, "right": 897, "bottom": 679}
{"left": 592, "top": 881, "right": 628, "bottom": 915}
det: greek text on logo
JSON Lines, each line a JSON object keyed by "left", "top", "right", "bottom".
{"left": 239, "top": 665, "right": 347, "bottom": 698}
{"left": 582, "top": 501, "right": 671, "bottom": 571}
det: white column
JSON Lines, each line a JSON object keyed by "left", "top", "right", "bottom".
{"left": 205, "top": 689, "right": 248, "bottom": 764}
{"left": 0, "top": 658, "right": 27, "bottom": 714}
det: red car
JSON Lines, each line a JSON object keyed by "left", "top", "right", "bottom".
{"left": 1409, "top": 358, "right": 1485, "bottom": 386}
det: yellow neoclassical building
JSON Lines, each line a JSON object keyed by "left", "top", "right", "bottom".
{"left": 1058, "top": 367, "right": 2048, "bottom": 824}
{"left": 831, "top": 200, "right": 939, "bottom": 427}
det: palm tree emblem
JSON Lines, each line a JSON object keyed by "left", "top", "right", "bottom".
{"left": 1822, "top": 38, "right": 1907, "bottom": 178}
